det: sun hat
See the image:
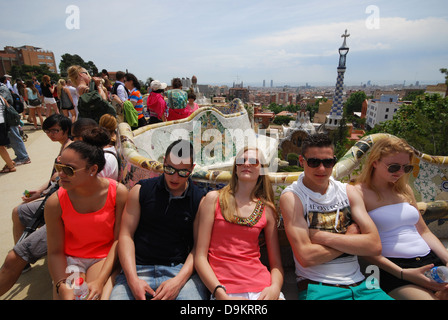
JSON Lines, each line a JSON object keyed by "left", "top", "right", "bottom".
{"left": 150, "top": 80, "right": 167, "bottom": 91}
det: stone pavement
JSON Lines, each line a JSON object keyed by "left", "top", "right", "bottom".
{"left": 0, "top": 126, "right": 57, "bottom": 300}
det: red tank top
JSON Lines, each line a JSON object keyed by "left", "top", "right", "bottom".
{"left": 208, "top": 198, "right": 271, "bottom": 294}
{"left": 59, "top": 179, "right": 117, "bottom": 259}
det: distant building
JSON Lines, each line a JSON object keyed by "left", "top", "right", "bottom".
{"left": 365, "top": 94, "right": 406, "bottom": 129}
{"left": 0, "top": 45, "right": 57, "bottom": 75}
{"left": 229, "top": 86, "right": 249, "bottom": 103}
{"left": 426, "top": 83, "right": 447, "bottom": 98}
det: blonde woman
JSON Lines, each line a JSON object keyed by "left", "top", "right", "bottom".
{"left": 355, "top": 136, "right": 448, "bottom": 300}
{"left": 57, "top": 79, "right": 76, "bottom": 122}
{"left": 67, "top": 65, "right": 107, "bottom": 100}
{"left": 194, "top": 147, "right": 284, "bottom": 300}
{"left": 41, "top": 75, "right": 59, "bottom": 117}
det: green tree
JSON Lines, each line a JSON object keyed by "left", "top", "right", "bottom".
{"left": 59, "top": 53, "right": 98, "bottom": 77}
{"left": 440, "top": 68, "right": 448, "bottom": 85}
{"left": 10, "top": 64, "right": 59, "bottom": 82}
{"left": 267, "top": 103, "right": 283, "bottom": 114}
{"left": 402, "top": 90, "right": 425, "bottom": 101}
{"left": 345, "top": 91, "right": 367, "bottom": 115}
{"left": 373, "top": 94, "right": 448, "bottom": 155}
{"left": 273, "top": 115, "right": 293, "bottom": 125}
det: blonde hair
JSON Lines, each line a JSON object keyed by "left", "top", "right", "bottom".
{"left": 355, "top": 136, "right": 415, "bottom": 201}
{"left": 67, "top": 65, "right": 83, "bottom": 86}
{"left": 99, "top": 114, "right": 118, "bottom": 145}
{"left": 56, "top": 79, "right": 66, "bottom": 98}
{"left": 218, "top": 146, "right": 278, "bottom": 223}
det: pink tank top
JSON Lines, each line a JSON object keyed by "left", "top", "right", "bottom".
{"left": 208, "top": 198, "right": 271, "bottom": 294}
{"left": 59, "top": 179, "right": 117, "bottom": 259}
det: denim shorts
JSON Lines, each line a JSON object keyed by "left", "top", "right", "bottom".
{"left": 110, "top": 263, "right": 208, "bottom": 300}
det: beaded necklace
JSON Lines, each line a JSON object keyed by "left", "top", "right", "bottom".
{"left": 232, "top": 199, "right": 264, "bottom": 227}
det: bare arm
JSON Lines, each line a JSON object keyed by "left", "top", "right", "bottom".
{"left": 309, "top": 184, "right": 382, "bottom": 256}
{"left": 280, "top": 191, "right": 343, "bottom": 268}
{"left": 259, "top": 205, "right": 284, "bottom": 300}
{"left": 45, "top": 192, "right": 73, "bottom": 299}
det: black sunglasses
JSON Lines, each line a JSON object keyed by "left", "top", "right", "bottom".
{"left": 387, "top": 163, "right": 414, "bottom": 174}
{"left": 302, "top": 156, "right": 337, "bottom": 168}
{"left": 163, "top": 165, "right": 192, "bottom": 178}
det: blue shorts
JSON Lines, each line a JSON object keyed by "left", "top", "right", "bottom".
{"left": 298, "top": 280, "right": 394, "bottom": 300}
{"left": 110, "top": 263, "right": 208, "bottom": 300}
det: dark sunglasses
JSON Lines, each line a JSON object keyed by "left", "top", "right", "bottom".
{"left": 163, "top": 165, "right": 192, "bottom": 178}
{"left": 302, "top": 156, "right": 337, "bottom": 168}
{"left": 236, "top": 157, "right": 260, "bottom": 167}
{"left": 386, "top": 163, "right": 414, "bottom": 174}
{"left": 54, "top": 163, "right": 86, "bottom": 177}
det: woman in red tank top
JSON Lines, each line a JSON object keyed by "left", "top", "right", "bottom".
{"left": 45, "top": 141, "right": 128, "bottom": 300}
{"left": 195, "top": 147, "right": 284, "bottom": 300}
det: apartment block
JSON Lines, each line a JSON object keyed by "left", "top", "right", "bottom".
{"left": 0, "top": 45, "right": 57, "bottom": 75}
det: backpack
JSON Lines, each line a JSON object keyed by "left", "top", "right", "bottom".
{"left": 2, "top": 97, "right": 21, "bottom": 127}
{"left": 9, "top": 90, "right": 24, "bottom": 113}
{"left": 112, "top": 81, "right": 130, "bottom": 97}
{"left": 77, "top": 81, "right": 116, "bottom": 123}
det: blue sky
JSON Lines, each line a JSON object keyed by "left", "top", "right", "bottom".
{"left": 1, "top": 0, "right": 447, "bottom": 86}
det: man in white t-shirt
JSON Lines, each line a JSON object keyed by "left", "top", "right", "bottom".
{"left": 280, "top": 133, "right": 393, "bottom": 300}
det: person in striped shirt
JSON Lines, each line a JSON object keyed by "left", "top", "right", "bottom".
{"left": 124, "top": 73, "right": 147, "bottom": 129}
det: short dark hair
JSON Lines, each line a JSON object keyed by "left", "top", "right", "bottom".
{"left": 187, "top": 92, "right": 196, "bottom": 100}
{"left": 115, "top": 71, "right": 125, "bottom": 81}
{"left": 172, "top": 78, "right": 182, "bottom": 89}
{"left": 165, "top": 139, "right": 194, "bottom": 166}
{"left": 301, "top": 133, "right": 334, "bottom": 156}
{"left": 72, "top": 117, "right": 98, "bottom": 138}
{"left": 42, "top": 114, "right": 72, "bottom": 134}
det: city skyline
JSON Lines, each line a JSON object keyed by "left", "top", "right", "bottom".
{"left": 1, "top": 0, "right": 447, "bottom": 87}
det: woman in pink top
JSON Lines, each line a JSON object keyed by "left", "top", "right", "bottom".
{"left": 195, "top": 147, "right": 284, "bottom": 300}
{"left": 45, "top": 141, "right": 128, "bottom": 300}
{"left": 186, "top": 91, "right": 199, "bottom": 116}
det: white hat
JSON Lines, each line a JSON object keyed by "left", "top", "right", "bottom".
{"left": 150, "top": 80, "right": 167, "bottom": 91}
{"left": 4, "top": 74, "right": 11, "bottom": 78}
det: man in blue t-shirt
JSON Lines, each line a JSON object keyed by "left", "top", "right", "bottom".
{"left": 110, "top": 139, "right": 208, "bottom": 300}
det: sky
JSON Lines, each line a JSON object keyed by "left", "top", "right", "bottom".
{"left": 1, "top": 0, "right": 447, "bottom": 87}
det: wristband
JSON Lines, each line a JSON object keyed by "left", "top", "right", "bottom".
{"left": 212, "top": 284, "right": 226, "bottom": 298}
{"left": 55, "top": 278, "right": 67, "bottom": 294}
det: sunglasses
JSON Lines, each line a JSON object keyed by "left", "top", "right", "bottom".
{"left": 386, "top": 163, "right": 414, "bottom": 174}
{"left": 302, "top": 156, "right": 337, "bottom": 168}
{"left": 54, "top": 163, "right": 86, "bottom": 177}
{"left": 236, "top": 157, "right": 260, "bottom": 167}
{"left": 163, "top": 165, "right": 192, "bottom": 178}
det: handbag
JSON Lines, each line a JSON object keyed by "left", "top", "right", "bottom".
{"left": 29, "top": 98, "right": 41, "bottom": 106}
